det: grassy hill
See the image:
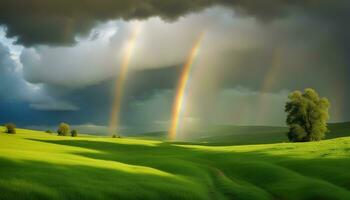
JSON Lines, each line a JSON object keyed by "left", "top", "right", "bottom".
{"left": 1, "top": 126, "right": 350, "bottom": 199}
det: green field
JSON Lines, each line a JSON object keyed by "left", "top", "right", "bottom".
{"left": 1, "top": 126, "right": 350, "bottom": 200}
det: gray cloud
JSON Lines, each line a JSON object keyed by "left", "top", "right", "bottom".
{"left": 0, "top": 40, "right": 81, "bottom": 111}
{"left": 0, "top": 43, "right": 26, "bottom": 101}
{"left": 0, "top": 0, "right": 214, "bottom": 46}
{"left": 0, "top": 1, "right": 349, "bottom": 46}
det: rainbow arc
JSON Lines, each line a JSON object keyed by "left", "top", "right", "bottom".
{"left": 168, "top": 32, "right": 205, "bottom": 140}
{"left": 109, "top": 23, "right": 141, "bottom": 135}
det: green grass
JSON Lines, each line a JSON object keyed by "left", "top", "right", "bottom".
{"left": 0, "top": 126, "right": 350, "bottom": 199}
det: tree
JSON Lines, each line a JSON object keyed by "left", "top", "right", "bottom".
{"left": 5, "top": 123, "right": 16, "bottom": 134}
{"left": 285, "top": 88, "right": 330, "bottom": 142}
{"left": 57, "top": 123, "right": 70, "bottom": 136}
{"left": 71, "top": 130, "right": 78, "bottom": 137}
{"left": 112, "top": 134, "right": 121, "bottom": 138}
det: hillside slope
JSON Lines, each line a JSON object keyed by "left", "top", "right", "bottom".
{"left": 0, "top": 127, "right": 350, "bottom": 200}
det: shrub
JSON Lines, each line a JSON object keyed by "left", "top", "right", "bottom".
{"left": 45, "top": 130, "right": 53, "bottom": 134}
{"left": 5, "top": 123, "right": 16, "bottom": 134}
{"left": 57, "top": 123, "right": 70, "bottom": 136}
{"left": 71, "top": 130, "right": 78, "bottom": 137}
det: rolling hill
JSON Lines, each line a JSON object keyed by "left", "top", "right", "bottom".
{"left": 0, "top": 126, "right": 350, "bottom": 199}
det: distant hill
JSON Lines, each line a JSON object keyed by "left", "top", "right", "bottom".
{"left": 328, "top": 122, "right": 350, "bottom": 138}
{"left": 132, "top": 122, "right": 350, "bottom": 145}
{"left": 183, "top": 125, "right": 288, "bottom": 145}
{"left": 129, "top": 131, "right": 167, "bottom": 140}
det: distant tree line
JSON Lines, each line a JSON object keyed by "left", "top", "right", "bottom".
{"left": 1, "top": 122, "right": 79, "bottom": 137}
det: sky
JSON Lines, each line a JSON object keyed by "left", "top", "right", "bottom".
{"left": 0, "top": 1, "right": 349, "bottom": 135}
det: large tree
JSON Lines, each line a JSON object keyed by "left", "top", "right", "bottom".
{"left": 285, "top": 88, "right": 330, "bottom": 142}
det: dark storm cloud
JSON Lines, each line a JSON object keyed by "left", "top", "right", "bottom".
{"left": 0, "top": 0, "right": 349, "bottom": 46}
{"left": 0, "top": 0, "right": 213, "bottom": 46}
{"left": 0, "top": 41, "right": 82, "bottom": 114}
{"left": 0, "top": 42, "right": 61, "bottom": 126}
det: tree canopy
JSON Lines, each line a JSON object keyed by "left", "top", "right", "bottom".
{"left": 5, "top": 123, "right": 16, "bottom": 134}
{"left": 71, "top": 130, "right": 78, "bottom": 137}
{"left": 285, "top": 88, "right": 330, "bottom": 142}
{"left": 57, "top": 123, "right": 70, "bottom": 136}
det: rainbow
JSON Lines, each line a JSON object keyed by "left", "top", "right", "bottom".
{"left": 261, "top": 48, "right": 282, "bottom": 94}
{"left": 109, "top": 23, "right": 141, "bottom": 135}
{"left": 256, "top": 47, "right": 282, "bottom": 123}
{"left": 168, "top": 33, "right": 205, "bottom": 140}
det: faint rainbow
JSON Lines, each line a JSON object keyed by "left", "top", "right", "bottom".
{"left": 168, "top": 32, "right": 205, "bottom": 140}
{"left": 331, "top": 77, "right": 345, "bottom": 121}
{"left": 109, "top": 23, "right": 141, "bottom": 135}
{"left": 256, "top": 47, "right": 282, "bottom": 124}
